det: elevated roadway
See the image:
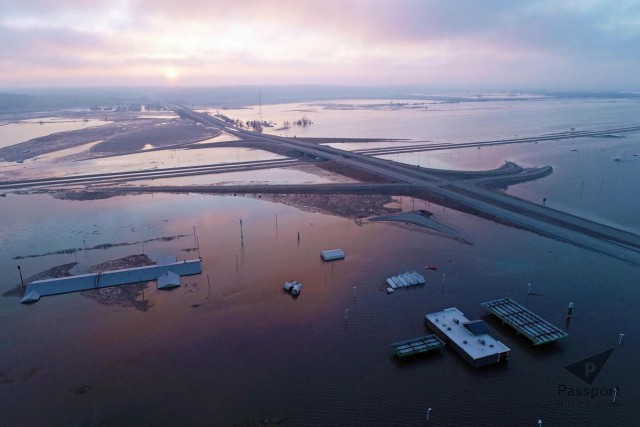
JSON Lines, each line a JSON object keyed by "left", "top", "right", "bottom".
{"left": 3, "top": 106, "right": 637, "bottom": 266}
{"left": 0, "top": 158, "right": 301, "bottom": 190}
{"left": 353, "top": 125, "right": 640, "bottom": 156}
{"left": 174, "top": 107, "right": 640, "bottom": 265}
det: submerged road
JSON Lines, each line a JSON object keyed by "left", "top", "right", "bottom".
{"left": 2, "top": 106, "right": 638, "bottom": 266}
{"left": 173, "top": 107, "right": 640, "bottom": 266}
{"left": 0, "top": 158, "right": 302, "bottom": 190}
{"left": 352, "top": 126, "right": 640, "bottom": 156}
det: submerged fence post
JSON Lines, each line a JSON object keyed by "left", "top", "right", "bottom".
{"left": 17, "top": 265, "right": 24, "bottom": 289}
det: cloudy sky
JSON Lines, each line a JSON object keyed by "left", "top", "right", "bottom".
{"left": 1, "top": 0, "right": 639, "bottom": 89}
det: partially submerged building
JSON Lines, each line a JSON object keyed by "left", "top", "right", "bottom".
{"left": 391, "top": 334, "right": 445, "bottom": 359}
{"left": 320, "top": 249, "right": 345, "bottom": 261}
{"left": 425, "top": 307, "right": 510, "bottom": 368}
{"left": 386, "top": 271, "right": 425, "bottom": 289}
{"left": 22, "top": 258, "right": 202, "bottom": 303}
{"left": 481, "top": 298, "right": 568, "bottom": 345}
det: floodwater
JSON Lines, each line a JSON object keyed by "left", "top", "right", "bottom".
{"left": 0, "top": 117, "right": 111, "bottom": 149}
{"left": 376, "top": 135, "right": 640, "bottom": 234}
{"left": 127, "top": 165, "right": 356, "bottom": 188}
{"left": 1, "top": 98, "right": 640, "bottom": 426}
{"left": 0, "top": 143, "right": 286, "bottom": 181}
{"left": 214, "top": 98, "right": 640, "bottom": 142}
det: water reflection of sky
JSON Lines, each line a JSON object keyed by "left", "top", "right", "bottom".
{"left": 2, "top": 99, "right": 639, "bottom": 233}
{"left": 1, "top": 191, "right": 639, "bottom": 426}
{"left": 213, "top": 98, "right": 640, "bottom": 142}
{"left": 371, "top": 135, "right": 640, "bottom": 232}
{"left": 0, "top": 118, "right": 110, "bottom": 149}
{"left": 0, "top": 101, "right": 640, "bottom": 426}
{"left": 122, "top": 165, "right": 357, "bottom": 187}
{"left": 3, "top": 99, "right": 640, "bottom": 425}
{"left": 1, "top": 145, "right": 285, "bottom": 180}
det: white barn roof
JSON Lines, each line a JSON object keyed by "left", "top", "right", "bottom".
{"left": 20, "top": 258, "right": 202, "bottom": 303}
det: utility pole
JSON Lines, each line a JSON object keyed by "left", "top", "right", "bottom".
{"left": 258, "top": 89, "right": 263, "bottom": 124}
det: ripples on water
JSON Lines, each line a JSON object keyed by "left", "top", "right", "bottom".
{"left": 1, "top": 98, "right": 639, "bottom": 425}
{"left": 1, "top": 193, "right": 637, "bottom": 426}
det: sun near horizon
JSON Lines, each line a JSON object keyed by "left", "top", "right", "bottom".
{"left": 164, "top": 69, "right": 179, "bottom": 81}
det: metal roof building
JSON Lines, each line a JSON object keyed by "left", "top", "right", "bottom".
{"left": 481, "top": 298, "right": 568, "bottom": 345}
{"left": 425, "top": 307, "right": 510, "bottom": 368}
{"left": 22, "top": 258, "right": 201, "bottom": 303}
{"left": 320, "top": 249, "right": 345, "bottom": 261}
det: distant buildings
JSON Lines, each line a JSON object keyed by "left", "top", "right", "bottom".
{"left": 89, "top": 103, "right": 170, "bottom": 112}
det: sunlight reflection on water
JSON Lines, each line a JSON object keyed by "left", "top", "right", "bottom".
{"left": 1, "top": 99, "right": 640, "bottom": 425}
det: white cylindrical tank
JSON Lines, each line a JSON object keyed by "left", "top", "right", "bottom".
{"left": 291, "top": 283, "right": 302, "bottom": 296}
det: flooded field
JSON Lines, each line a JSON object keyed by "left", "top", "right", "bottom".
{"left": 1, "top": 191, "right": 638, "bottom": 426}
{"left": 1, "top": 97, "right": 639, "bottom": 426}
{"left": 0, "top": 117, "right": 111, "bottom": 149}
{"left": 212, "top": 98, "right": 640, "bottom": 142}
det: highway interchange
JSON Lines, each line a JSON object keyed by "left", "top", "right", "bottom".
{"left": 175, "top": 107, "right": 640, "bottom": 266}
{"left": 2, "top": 106, "right": 639, "bottom": 266}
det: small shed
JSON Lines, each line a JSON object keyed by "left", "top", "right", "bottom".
{"left": 320, "top": 249, "right": 345, "bottom": 261}
{"left": 157, "top": 271, "right": 181, "bottom": 289}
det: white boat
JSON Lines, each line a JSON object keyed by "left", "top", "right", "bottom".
{"left": 386, "top": 278, "right": 398, "bottom": 289}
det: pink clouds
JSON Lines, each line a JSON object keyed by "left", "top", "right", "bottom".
{"left": 1, "top": 1, "right": 640, "bottom": 88}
